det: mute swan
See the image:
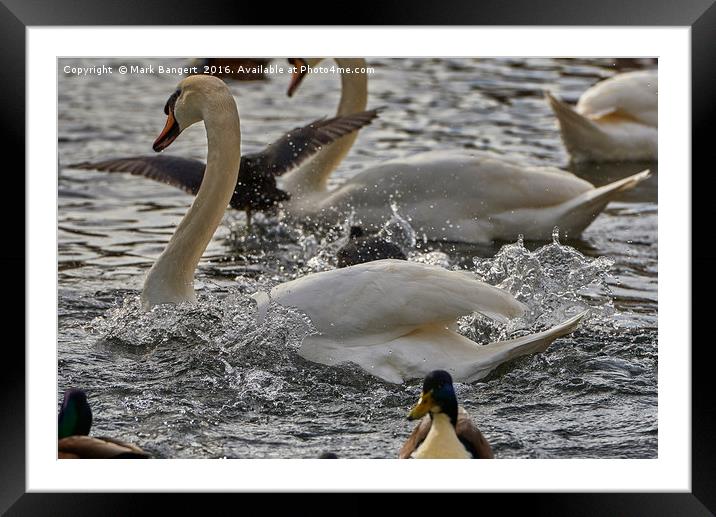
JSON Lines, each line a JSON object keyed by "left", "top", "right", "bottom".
{"left": 58, "top": 389, "right": 150, "bottom": 459}
{"left": 70, "top": 109, "right": 380, "bottom": 228}
{"left": 282, "top": 58, "right": 651, "bottom": 243}
{"left": 546, "top": 70, "right": 657, "bottom": 162}
{"left": 336, "top": 226, "right": 406, "bottom": 268}
{"left": 139, "top": 74, "right": 244, "bottom": 309}
{"left": 252, "top": 259, "right": 587, "bottom": 384}
{"left": 400, "top": 370, "right": 493, "bottom": 459}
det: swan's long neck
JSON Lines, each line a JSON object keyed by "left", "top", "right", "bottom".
{"left": 141, "top": 102, "right": 241, "bottom": 310}
{"left": 282, "top": 58, "right": 368, "bottom": 197}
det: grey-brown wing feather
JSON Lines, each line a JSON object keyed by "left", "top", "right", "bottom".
{"left": 69, "top": 155, "right": 206, "bottom": 195}
{"left": 398, "top": 411, "right": 494, "bottom": 459}
{"left": 399, "top": 416, "right": 431, "bottom": 459}
{"left": 67, "top": 109, "right": 380, "bottom": 208}
{"left": 242, "top": 109, "right": 381, "bottom": 177}
{"left": 456, "top": 414, "right": 494, "bottom": 459}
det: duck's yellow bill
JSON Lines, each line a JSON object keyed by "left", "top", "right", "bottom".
{"left": 408, "top": 392, "right": 433, "bottom": 420}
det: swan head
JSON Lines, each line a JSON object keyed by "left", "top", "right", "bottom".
{"left": 153, "top": 75, "right": 234, "bottom": 152}
{"left": 58, "top": 388, "right": 93, "bottom": 438}
{"left": 286, "top": 57, "right": 323, "bottom": 97}
{"left": 408, "top": 370, "right": 459, "bottom": 426}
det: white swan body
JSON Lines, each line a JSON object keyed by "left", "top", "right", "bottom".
{"left": 141, "top": 75, "right": 242, "bottom": 310}
{"left": 282, "top": 59, "right": 650, "bottom": 243}
{"left": 253, "top": 259, "right": 586, "bottom": 383}
{"left": 291, "top": 149, "right": 650, "bottom": 242}
{"left": 547, "top": 70, "right": 657, "bottom": 162}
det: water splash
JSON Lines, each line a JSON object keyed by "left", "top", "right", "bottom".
{"left": 466, "top": 233, "right": 616, "bottom": 342}
{"left": 378, "top": 202, "right": 417, "bottom": 250}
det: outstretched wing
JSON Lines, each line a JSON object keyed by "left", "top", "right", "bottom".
{"left": 67, "top": 109, "right": 380, "bottom": 197}
{"left": 241, "top": 109, "right": 381, "bottom": 177}
{"left": 69, "top": 155, "right": 207, "bottom": 195}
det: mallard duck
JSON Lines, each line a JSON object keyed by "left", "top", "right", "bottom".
{"left": 399, "top": 370, "right": 493, "bottom": 459}
{"left": 336, "top": 226, "right": 407, "bottom": 268}
{"left": 58, "top": 389, "right": 150, "bottom": 459}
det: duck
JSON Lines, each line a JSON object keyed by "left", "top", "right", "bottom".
{"left": 546, "top": 70, "right": 657, "bottom": 162}
{"left": 58, "top": 388, "right": 150, "bottom": 459}
{"left": 280, "top": 58, "right": 651, "bottom": 243}
{"left": 399, "top": 370, "right": 493, "bottom": 459}
{"left": 252, "top": 259, "right": 587, "bottom": 383}
{"left": 336, "top": 226, "right": 406, "bottom": 268}
{"left": 69, "top": 108, "right": 380, "bottom": 229}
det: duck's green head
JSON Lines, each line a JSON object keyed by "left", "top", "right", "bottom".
{"left": 58, "top": 389, "right": 93, "bottom": 439}
{"left": 408, "top": 370, "right": 459, "bottom": 426}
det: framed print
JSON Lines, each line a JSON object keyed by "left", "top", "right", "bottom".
{"left": 6, "top": 0, "right": 712, "bottom": 513}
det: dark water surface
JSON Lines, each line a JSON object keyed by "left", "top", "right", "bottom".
{"left": 58, "top": 58, "right": 657, "bottom": 458}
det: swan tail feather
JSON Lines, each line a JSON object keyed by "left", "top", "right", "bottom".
{"left": 298, "top": 312, "right": 586, "bottom": 384}
{"left": 251, "top": 291, "right": 270, "bottom": 326}
{"left": 555, "top": 169, "right": 651, "bottom": 235}
{"left": 477, "top": 310, "right": 587, "bottom": 362}
{"left": 545, "top": 91, "right": 609, "bottom": 158}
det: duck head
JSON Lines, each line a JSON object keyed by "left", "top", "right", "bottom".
{"left": 58, "top": 388, "right": 93, "bottom": 438}
{"left": 408, "top": 370, "right": 459, "bottom": 426}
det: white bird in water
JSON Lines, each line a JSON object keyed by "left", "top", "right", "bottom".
{"left": 546, "top": 70, "right": 657, "bottom": 162}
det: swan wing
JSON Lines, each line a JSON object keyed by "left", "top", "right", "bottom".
{"left": 299, "top": 311, "right": 586, "bottom": 383}
{"left": 261, "top": 259, "right": 525, "bottom": 339}
{"left": 577, "top": 70, "right": 657, "bottom": 127}
{"left": 321, "top": 150, "right": 594, "bottom": 215}
{"left": 68, "top": 155, "right": 206, "bottom": 195}
{"left": 243, "top": 109, "right": 381, "bottom": 177}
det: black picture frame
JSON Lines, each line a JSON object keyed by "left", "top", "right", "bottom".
{"left": 7, "top": 0, "right": 709, "bottom": 514}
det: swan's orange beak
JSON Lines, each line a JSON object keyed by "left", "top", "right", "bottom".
{"left": 153, "top": 110, "right": 181, "bottom": 152}
{"left": 287, "top": 58, "right": 308, "bottom": 97}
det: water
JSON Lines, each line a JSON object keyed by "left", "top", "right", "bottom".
{"left": 58, "top": 58, "right": 657, "bottom": 458}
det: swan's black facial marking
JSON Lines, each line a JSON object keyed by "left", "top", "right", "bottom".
{"left": 164, "top": 88, "right": 181, "bottom": 115}
{"left": 287, "top": 58, "right": 309, "bottom": 97}
{"left": 154, "top": 88, "right": 183, "bottom": 152}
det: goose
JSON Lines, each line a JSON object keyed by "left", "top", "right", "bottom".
{"left": 252, "top": 259, "right": 587, "bottom": 384}
{"left": 58, "top": 389, "right": 150, "bottom": 459}
{"left": 69, "top": 109, "right": 380, "bottom": 229}
{"left": 546, "top": 70, "right": 657, "bottom": 162}
{"left": 400, "top": 370, "right": 493, "bottom": 459}
{"left": 281, "top": 58, "right": 651, "bottom": 243}
{"left": 336, "top": 226, "right": 407, "bottom": 268}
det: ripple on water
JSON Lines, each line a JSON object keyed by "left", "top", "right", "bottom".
{"left": 58, "top": 57, "right": 657, "bottom": 459}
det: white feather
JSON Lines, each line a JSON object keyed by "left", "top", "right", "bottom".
{"left": 253, "top": 260, "right": 586, "bottom": 383}
{"left": 547, "top": 70, "right": 657, "bottom": 162}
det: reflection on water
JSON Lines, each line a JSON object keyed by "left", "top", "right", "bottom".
{"left": 58, "top": 57, "right": 657, "bottom": 458}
